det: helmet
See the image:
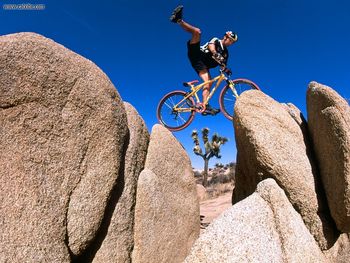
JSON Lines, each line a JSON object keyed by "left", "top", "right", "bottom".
{"left": 225, "top": 31, "right": 238, "bottom": 42}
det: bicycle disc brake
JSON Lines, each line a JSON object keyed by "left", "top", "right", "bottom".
{"left": 171, "top": 109, "right": 179, "bottom": 120}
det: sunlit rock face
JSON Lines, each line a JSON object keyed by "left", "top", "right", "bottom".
{"left": 307, "top": 81, "right": 350, "bottom": 233}
{"left": 233, "top": 89, "right": 337, "bottom": 249}
{"left": 0, "top": 32, "right": 128, "bottom": 261}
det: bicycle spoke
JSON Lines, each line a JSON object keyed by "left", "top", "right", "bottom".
{"left": 168, "top": 97, "right": 175, "bottom": 108}
{"left": 177, "top": 113, "right": 187, "bottom": 123}
{"left": 157, "top": 91, "right": 195, "bottom": 131}
{"left": 219, "top": 79, "right": 259, "bottom": 121}
{"left": 164, "top": 101, "right": 174, "bottom": 110}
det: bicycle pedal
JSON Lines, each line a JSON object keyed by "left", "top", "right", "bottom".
{"left": 201, "top": 109, "right": 220, "bottom": 116}
{"left": 202, "top": 110, "right": 212, "bottom": 115}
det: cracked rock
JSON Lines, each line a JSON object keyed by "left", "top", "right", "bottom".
{"left": 185, "top": 178, "right": 327, "bottom": 263}
{"left": 0, "top": 32, "right": 128, "bottom": 261}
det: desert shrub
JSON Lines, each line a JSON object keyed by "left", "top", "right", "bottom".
{"left": 210, "top": 174, "right": 231, "bottom": 185}
{"left": 193, "top": 162, "right": 236, "bottom": 199}
{"left": 206, "top": 183, "right": 234, "bottom": 199}
{"left": 209, "top": 167, "right": 235, "bottom": 185}
{"left": 215, "top": 162, "right": 224, "bottom": 168}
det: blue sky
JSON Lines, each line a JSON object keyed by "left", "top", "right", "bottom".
{"left": 1, "top": 0, "right": 349, "bottom": 169}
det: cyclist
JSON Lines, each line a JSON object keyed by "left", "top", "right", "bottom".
{"left": 170, "top": 5, "right": 238, "bottom": 115}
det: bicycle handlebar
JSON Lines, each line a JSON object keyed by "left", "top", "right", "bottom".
{"left": 211, "top": 56, "right": 232, "bottom": 76}
{"left": 212, "top": 55, "right": 225, "bottom": 66}
{"left": 219, "top": 65, "right": 232, "bottom": 76}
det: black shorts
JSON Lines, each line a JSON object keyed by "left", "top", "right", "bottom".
{"left": 187, "top": 41, "right": 210, "bottom": 74}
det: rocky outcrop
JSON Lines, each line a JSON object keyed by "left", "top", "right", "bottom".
{"left": 185, "top": 179, "right": 327, "bottom": 262}
{"left": 92, "top": 103, "right": 149, "bottom": 263}
{"left": 0, "top": 32, "right": 128, "bottom": 261}
{"left": 5, "top": 31, "right": 349, "bottom": 263}
{"left": 282, "top": 103, "right": 307, "bottom": 128}
{"left": 307, "top": 82, "right": 350, "bottom": 232}
{"left": 0, "top": 32, "right": 200, "bottom": 263}
{"left": 233, "top": 90, "right": 337, "bottom": 249}
{"left": 133, "top": 124, "right": 200, "bottom": 263}
{"left": 324, "top": 233, "right": 350, "bottom": 263}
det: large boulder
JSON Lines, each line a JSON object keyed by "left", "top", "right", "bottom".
{"left": 92, "top": 103, "right": 149, "bottom": 263}
{"left": 233, "top": 90, "right": 337, "bottom": 249}
{"left": 324, "top": 233, "right": 350, "bottom": 263}
{"left": 185, "top": 179, "right": 327, "bottom": 262}
{"left": 307, "top": 82, "right": 350, "bottom": 232}
{"left": 0, "top": 33, "right": 128, "bottom": 261}
{"left": 132, "top": 124, "right": 200, "bottom": 263}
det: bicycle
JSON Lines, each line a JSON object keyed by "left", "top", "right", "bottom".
{"left": 157, "top": 66, "right": 260, "bottom": 131}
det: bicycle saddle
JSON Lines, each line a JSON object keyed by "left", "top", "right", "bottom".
{"left": 183, "top": 80, "right": 199, "bottom": 87}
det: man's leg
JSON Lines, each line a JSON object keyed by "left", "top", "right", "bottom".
{"left": 198, "top": 70, "right": 220, "bottom": 114}
{"left": 178, "top": 20, "right": 201, "bottom": 44}
{"left": 198, "top": 69, "right": 212, "bottom": 105}
{"left": 170, "top": 6, "right": 201, "bottom": 44}
{"left": 171, "top": 6, "right": 219, "bottom": 115}
{"left": 171, "top": 6, "right": 209, "bottom": 102}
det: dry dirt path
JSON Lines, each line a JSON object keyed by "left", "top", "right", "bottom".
{"left": 200, "top": 192, "right": 232, "bottom": 228}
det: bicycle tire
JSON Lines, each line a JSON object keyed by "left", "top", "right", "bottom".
{"left": 157, "top": 90, "right": 196, "bottom": 131}
{"left": 219, "top": 78, "right": 260, "bottom": 121}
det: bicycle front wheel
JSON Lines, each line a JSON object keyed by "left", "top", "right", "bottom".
{"left": 157, "top": 90, "right": 196, "bottom": 132}
{"left": 219, "top": 78, "right": 260, "bottom": 121}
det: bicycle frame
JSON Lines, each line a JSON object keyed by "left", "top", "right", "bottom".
{"left": 173, "top": 72, "right": 237, "bottom": 112}
{"left": 157, "top": 68, "right": 260, "bottom": 131}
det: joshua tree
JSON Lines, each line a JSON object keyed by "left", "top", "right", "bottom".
{"left": 191, "top": 128, "right": 228, "bottom": 187}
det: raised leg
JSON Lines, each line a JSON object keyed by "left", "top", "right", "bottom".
{"left": 178, "top": 20, "right": 201, "bottom": 44}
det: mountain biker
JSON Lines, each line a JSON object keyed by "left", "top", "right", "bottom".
{"left": 170, "top": 5, "right": 238, "bottom": 115}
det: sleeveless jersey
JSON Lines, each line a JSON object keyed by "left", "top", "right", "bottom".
{"left": 200, "top": 37, "right": 229, "bottom": 67}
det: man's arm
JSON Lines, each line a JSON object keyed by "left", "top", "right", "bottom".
{"left": 208, "top": 44, "right": 226, "bottom": 66}
{"left": 207, "top": 38, "right": 225, "bottom": 65}
{"left": 208, "top": 42, "right": 217, "bottom": 55}
{"left": 207, "top": 37, "right": 219, "bottom": 54}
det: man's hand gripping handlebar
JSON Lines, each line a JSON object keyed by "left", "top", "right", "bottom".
{"left": 213, "top": 53, "right": 225, "bottom": 64}
{"left": 212, "top": 55, "right": 232, "bottom": 76}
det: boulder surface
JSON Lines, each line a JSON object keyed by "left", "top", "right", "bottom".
{"left": 233, "top": 90, "right": 337, "bottom": 249}
{"left": 132, "top": 124, "right": 200, "bottom": 263}
{"left": 0, "top": 32, "right": 128, "bottom": 261}
{"left": 307, "top": 81, "right": 350, "bottom": 232}
{"left": 185, "top": 179, "right": 327, "bottom": 263}
{"left": 92, "top": 103, "right": 149, "bottom": 263}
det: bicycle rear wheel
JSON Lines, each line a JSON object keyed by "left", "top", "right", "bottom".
{"left": 157, "top": 90, "right": 196, "bottom": 131}
{"left": 219, "top": 78, "right": 260, "bottom": 121}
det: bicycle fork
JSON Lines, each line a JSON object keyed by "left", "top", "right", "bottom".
{"left": 227, "top": 80, "right": 239, "bottom": 98}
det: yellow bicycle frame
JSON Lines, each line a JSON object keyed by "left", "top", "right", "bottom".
{"left": 173, "top": 72, "right": 237, "bottom": 113}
